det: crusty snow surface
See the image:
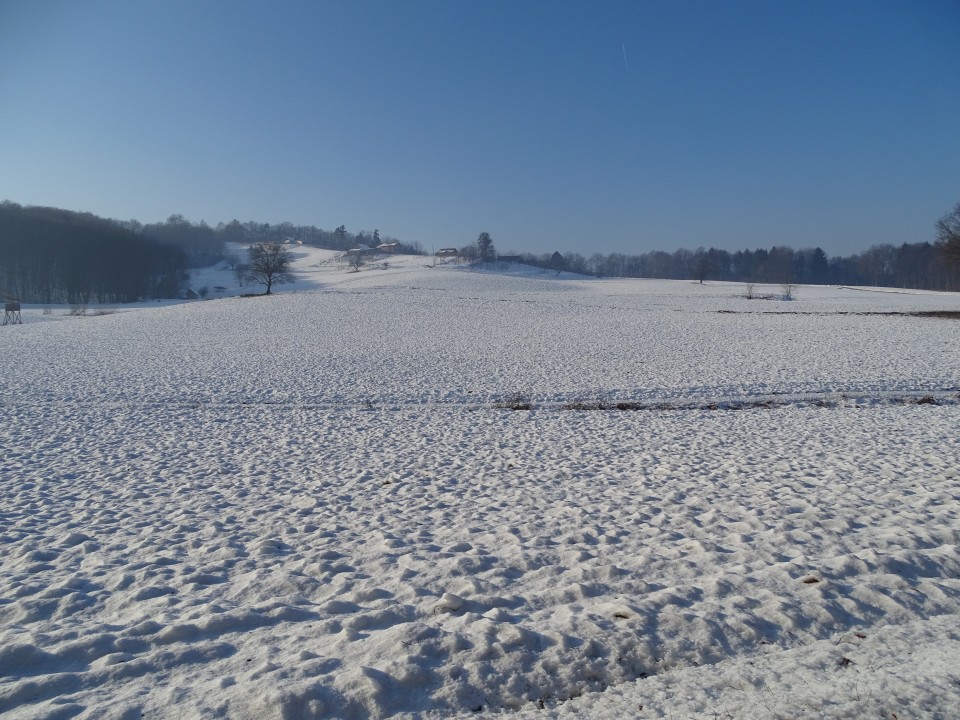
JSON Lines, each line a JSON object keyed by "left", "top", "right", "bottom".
{"left": 2, "top": 250, "right": 960, "bottom": 719}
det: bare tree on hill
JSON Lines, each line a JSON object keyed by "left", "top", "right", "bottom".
{"left": 246, "top": 242, "right": 294, "bottom": 294}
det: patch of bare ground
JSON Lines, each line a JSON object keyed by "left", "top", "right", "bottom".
{"left": 716, "top": 310, "right": 960, "bottom": 318}
{"left": 504, "top": 392, "right": 959, "bottom": 412}
{"left": 495, "top": 393, "right": 533, "bottom": 410}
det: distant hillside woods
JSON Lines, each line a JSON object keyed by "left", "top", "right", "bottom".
{"left": 0, "top": 203, "right": 420, "bottom": 303}
{"left": 0, "top": 202, "right": 188, "bottom": 303}
{"left": 515, "top": 243, "right": 959, "bottom": 291}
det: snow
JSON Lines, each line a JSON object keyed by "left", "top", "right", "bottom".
{"left": 2, "top": 247, "right": 960, "bottom": 719}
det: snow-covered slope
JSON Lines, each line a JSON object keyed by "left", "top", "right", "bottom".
{"left": 2, "top": 260, "right": 959, "bottom": 719}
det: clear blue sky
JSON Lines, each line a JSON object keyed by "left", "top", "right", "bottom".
{"left": 1, "top": 0, "right": 958, "bottom": 256}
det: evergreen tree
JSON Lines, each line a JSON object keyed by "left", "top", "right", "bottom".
{"left": 476, "top": 232, "right": 496, "bottom": 262}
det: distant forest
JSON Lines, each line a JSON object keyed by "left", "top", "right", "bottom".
{"left": 511, "top": 242, "right": 959, "bottom": 291}
{"left": 1, "top": 199, "right": 957, "bottom": 303}
{"left": 0, "top": 202, "right": 187, "bottom": 304}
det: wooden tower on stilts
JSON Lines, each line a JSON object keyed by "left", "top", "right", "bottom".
{"left": 3, "top": 301, "right": 22, "bottom": 326}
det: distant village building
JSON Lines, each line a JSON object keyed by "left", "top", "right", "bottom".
{"left": 377, "top": 243, "right": 400, "bottom": 254}
{"left": 183, "top": 288, "right": 199, "bottom": 300}
{"left": 435, "top": 248, "right": 459, "bottom": 258}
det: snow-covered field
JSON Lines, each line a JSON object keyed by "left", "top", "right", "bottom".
{"left": 2, "top": 248, "right": 960, "bottom": 719}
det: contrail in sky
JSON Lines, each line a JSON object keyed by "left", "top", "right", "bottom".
{"left": 622, "top": 43, "right": 628, "bottom": 72}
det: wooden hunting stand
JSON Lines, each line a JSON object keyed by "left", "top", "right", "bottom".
{"left": 3, "top": 301, "right": 22, "bottom": 326}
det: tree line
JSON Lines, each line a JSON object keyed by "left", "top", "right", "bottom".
{"left": 468, "top": 204, "right": 960, "bottom": 291}
{"left": 510, "top": 241, "right": 959, "bottom": 291}
{"left": 3, "top": 199, "right": 959, "bottom": 302}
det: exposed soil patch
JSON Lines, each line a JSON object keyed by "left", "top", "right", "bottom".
{"left": 504, "top": 392, "right": 960, "bottom": 413}
{"left": 716, "top": 310, "right": 960, "bottom": 319}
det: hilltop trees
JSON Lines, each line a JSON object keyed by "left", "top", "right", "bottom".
{"left": 141, "top": 214, "right": 225, "bottom": 266}
{"left": 246, "top": 242, "right": 294, "bottom": 294}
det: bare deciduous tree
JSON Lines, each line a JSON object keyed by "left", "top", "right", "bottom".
{"left": 348, "top": 251, "right": 366, "bottom": 272}
{"left": 246, "top": 242, "right": 294, "bottom": 294}
{"left": 936, "top": 201, "right": 960, "bottom": 267}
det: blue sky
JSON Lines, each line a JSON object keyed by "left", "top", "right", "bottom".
{"left": 1, "top": 0, "right": 958, "bottom": 256}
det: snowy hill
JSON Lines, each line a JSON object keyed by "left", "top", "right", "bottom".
{"left": 1, "top": 260, "right": 959, "bottom": 719}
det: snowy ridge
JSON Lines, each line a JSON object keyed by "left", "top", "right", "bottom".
{"left": 2, "top": 255, "right": 960, "bottom": 718}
